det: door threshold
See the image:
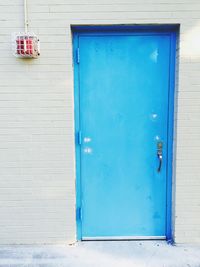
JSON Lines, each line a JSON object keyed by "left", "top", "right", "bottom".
{"left": 82, "top": 236, "right": 166, "bottom": 241}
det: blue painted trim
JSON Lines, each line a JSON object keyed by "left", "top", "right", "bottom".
{"left": 72, "top": 24, "right": 179, "bottom": 33}
{"left": 166, "top": 31, "right": 177, "bottom": 242}
{"left": 73, "top": 34, "right": 82, "bottom": 240}
{"left": 72, "top": 25, "right": 178, "bottom": 241}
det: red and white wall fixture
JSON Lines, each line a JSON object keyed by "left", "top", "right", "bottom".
{"left": 12, "top": 0, "right": 40, "bottom": 58}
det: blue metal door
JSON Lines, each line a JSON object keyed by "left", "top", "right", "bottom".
{"left": 74, "top": 28, "right": 176, "bottom": 240}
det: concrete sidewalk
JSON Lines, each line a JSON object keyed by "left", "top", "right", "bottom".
{"left": 0, "top": 241, "right": 200, "bottom": 267}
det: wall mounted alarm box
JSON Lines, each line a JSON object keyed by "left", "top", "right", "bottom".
{"left": 12, "top": 33, "right": 40, "bottom": 58}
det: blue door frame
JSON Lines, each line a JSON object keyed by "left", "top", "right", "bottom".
{"left": 73, "top": 25, "right": 177, "bottom": 241}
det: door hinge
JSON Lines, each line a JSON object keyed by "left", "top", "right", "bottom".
{"left": 76, "top": 48, "right": 80, "bottom": 64}
{"left": 78, "top": 130, "right": 82, "bottom": 145}
{"left": 76, "top": 207, "right": 82, "bottom": 221}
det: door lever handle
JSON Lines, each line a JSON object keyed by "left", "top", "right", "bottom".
{"left": 157, "top": 152, "right": 162, "bottom": 172}
{"left": 157, "top": 142, "right": 163, "bottom": 173}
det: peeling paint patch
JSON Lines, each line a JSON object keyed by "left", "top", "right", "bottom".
{"left": 150, "top": 49, "right": 159, "bottom": 63}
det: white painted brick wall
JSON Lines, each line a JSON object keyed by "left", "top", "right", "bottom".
{"left": 0, "top": 0, "right": 200, "bottom": 244}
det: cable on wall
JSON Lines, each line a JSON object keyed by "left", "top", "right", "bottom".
{"left": 24, "top": 0, "right": 29, "bottom": 32}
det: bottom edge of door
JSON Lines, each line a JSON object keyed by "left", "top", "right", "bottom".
{"left": 82, "top": 236, "right": 166, "bottom": 241}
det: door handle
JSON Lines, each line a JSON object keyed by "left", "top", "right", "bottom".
{"left": 157, "top": 141, "right": 163, "bottom": 173}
